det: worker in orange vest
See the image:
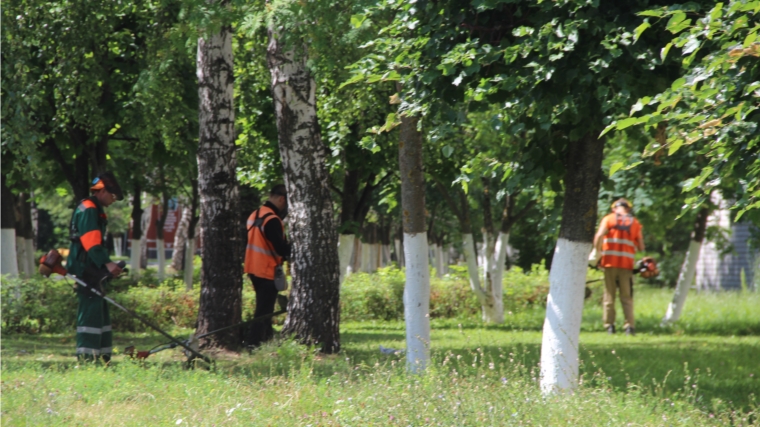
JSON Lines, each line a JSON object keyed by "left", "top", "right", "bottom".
{"left": 243, "top": 184, "right": 291, "bottom": 347}
{"left": 593, "top": 198, "right": 645, "bottom": 335}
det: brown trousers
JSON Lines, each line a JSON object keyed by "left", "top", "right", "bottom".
{"left": 603, "top": 267, "right": 635, "bottom": 329}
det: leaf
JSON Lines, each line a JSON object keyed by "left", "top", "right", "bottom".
{"left": 671, "top": 77, "right": 686, "bottom": 91}
{"left": 350, "top": 14, "right": 366, "bottom": 29}
{"left": 668, "top": 138, "right": 683, "bottom": 155}
{"left": 442, "top": 145, "right": 454, "bottom": 158}
{"left": 661, "top": 43, "right": 673, "bottom": 61}
{"left": 638, "top": 10, "right": 665, "bottom": 17}
{"left": 666, "top": 11, "right": 687, "bottom": 33}
{"left": 682, "top": 37, "right": 700, "bottom": 55}
{"left": 623, "top": 161, "right": 643, "bottom": 171}
{"left": 609, "top": 161, "right": 624, "bottom": 177}
{"left": 633, "top": 22, "right": 650, "bottom": 43}
{"left": 684, "top": 167, "right": 714, "bottom": 192}
{"left": 744, "top": 30, "right": 758, "bottom": 48}
{"left": 616, "top": 116, "right": 645, "bottom": 130}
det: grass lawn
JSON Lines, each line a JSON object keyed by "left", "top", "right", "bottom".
{"left": 1, "top": 286, "right": 758, "bottom": 426}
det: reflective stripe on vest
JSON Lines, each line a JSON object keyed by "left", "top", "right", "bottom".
{"left": 601, "top": 213, "right": 639, "bottom": 269}
{"left": 243, "top": 206, "right": 283, "bottom": 280}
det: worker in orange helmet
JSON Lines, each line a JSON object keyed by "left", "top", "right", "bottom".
{"left": 593, "top": 198, "right": 645, "bottom": 335}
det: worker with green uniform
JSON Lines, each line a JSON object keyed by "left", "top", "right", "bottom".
{"left": 67, "top": 172, "right": 123, "bottom": 362}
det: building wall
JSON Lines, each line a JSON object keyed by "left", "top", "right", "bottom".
{"left": 696, "top": 193, "right": 759, "bottom": 291}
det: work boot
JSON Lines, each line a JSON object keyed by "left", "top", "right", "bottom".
{"left": 625, "top": 326, "right": 635, "bottom": 336}
{"left": 606, "top": 325, "right": 616, "bottom": 334}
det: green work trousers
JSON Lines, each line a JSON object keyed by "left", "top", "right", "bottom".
{"left": 76, "top": 292, "right": 112, "bottom": 362}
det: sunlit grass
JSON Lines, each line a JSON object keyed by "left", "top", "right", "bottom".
{"left": 2, "top": 285, "right": 758, "bottom": 426}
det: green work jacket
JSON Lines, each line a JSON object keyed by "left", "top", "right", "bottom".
{"left": 67, "top": 197, "right": 111, "bottom": 277}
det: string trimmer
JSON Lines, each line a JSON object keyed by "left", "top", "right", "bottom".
{"left": 125, "top": 295, "right": 288, "bottom": 361}
{"left": 38, "top": 249, "right": 213, "bottom": 366}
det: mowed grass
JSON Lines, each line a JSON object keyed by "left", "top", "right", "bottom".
{"left": 2, "top": 286, "right": 758, "bottom": 426}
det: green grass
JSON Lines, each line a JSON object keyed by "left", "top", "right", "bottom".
{"left": 2, "top": 286, "right": 758, "bottom": 426}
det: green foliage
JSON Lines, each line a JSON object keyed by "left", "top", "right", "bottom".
{"left": 607, "top": 0, "right": 760, "bottom": 219}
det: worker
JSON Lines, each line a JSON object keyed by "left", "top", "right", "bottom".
{"left": 68, "top": 172, "right": 124, "bottom": 362}
{"left": 243, "top": 184, "right": 291, "bottom": 347}
{"left": 593, "top": 198, "right": 645, "bottom": 335}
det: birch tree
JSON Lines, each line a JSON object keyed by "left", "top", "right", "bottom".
{"left": 194, "top": 13, "right": 244, "bottom": 350}
{"left": 267, "top": 25, "right": 341, "bottom": 353}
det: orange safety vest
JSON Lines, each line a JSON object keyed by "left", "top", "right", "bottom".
{"left": 244, "top": 206, "right": 283, "bottom": 280}
{"left": 600, "top": 213, "right": 642, "bottom": 270}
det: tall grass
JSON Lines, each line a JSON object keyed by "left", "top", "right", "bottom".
{"left": 2, "top": 266, "right": 759, "bottom": 425}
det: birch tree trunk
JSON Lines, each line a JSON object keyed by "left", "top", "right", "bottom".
{"left": 195, "top": 21, "right": 244, "bottom": 350}
{"left": 184, "top": 237, "right": 195, "bottom": 290}
{"left": 171, "top": 205, "right": 191, "bottom": 271}
{"left": 398, "top": 111, "right": 430, "bottom": 373}
{"left": 268, "top": 29, "right": 341, "bottom": 353}
{"left": 540, "top": 133, "right": 604, "bottom": 394}
{"left": 338, "top": 233, "right": 355, "bottom": 284}
{"left": 662, "top": 207, "right": 710, "bottom": 325}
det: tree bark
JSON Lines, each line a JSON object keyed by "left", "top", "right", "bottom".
{"left": 1, "top": 176, "right": 19, "bottom": 278}
{"left": 195, "top": 21, "right": 244, "bottom": 350}
{"left": 155, "top": 190, "right": 170, "bottom": 282}
{"left": 398, "top": 110, "right": 430, "bottom": 373}
{"left": 268, "top": 29, "right": 341, "bottom": 353}
{"left": 171, "top": 205, "right": 191, "bottom": 271}
{"left": 15, "top": 192, "right": 34, "bottom": 276}
{"left": 540, "top": 133, "right": 604, "bottom": 394}
{"left": 130, "top": 183, "right": 143, "bottom": 279}
{"left": 338, "top": 233, "right": 355, "bottom": 283}
{"left": 662, "top": 207, "right": 710, "bottom": 325}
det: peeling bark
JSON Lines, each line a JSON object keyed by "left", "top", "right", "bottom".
{"left": 195, "top": 21, "right": 243, "bottom": 350}
{"left": 268, "top": 29, "right": 340, "bottom": 353}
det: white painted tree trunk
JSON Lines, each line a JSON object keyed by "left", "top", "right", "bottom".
{"left": 435, "top": 244, "right": 444, "bottom": 278}
{"left": 130, "top": 239, "right": 141, "bottom": 279}
{"left": 383, "top": 244, "right": 391, "bottom": 267}
{"left": 139, "top": 205, "right": 151, "bottom": 269}
{"left": 338, "top": 234, "right": 355, "bottom": 284}
{"left": 1, "top": 229, "right": 19, "bottom": 278}
{"left": 483, "top": 232, "right": 509, "bottom": 323}
{"left": 404, "top": 232, "right": 431, "bottom": 373}
{"left": 114, "top": 236, "right": 123, "bottom": 257}
{"left": 16, "top": 236, "right": 29, "bottom": 276}
{"left": 184, "top": 237, "right": 195, "bottom": 290}
{"left": 539, "top": 238, "right": 592, "bottom": 393}
{"left": 662, "top": 240, "right": 702, "bottom": 325}
{"left": 394, "top": 238, "right": 404, "bottom": 268}
{"left": 25, "top": 238, "right": 35, "bottom": 275}
{"left": 156, "top": 238, "right": 165, "bottom": 282}
{"left": 361, "top": 242, "right": 371, "bottom": 272}
{"left": 462, "top": 233, "right": 490, "bottom": 311}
